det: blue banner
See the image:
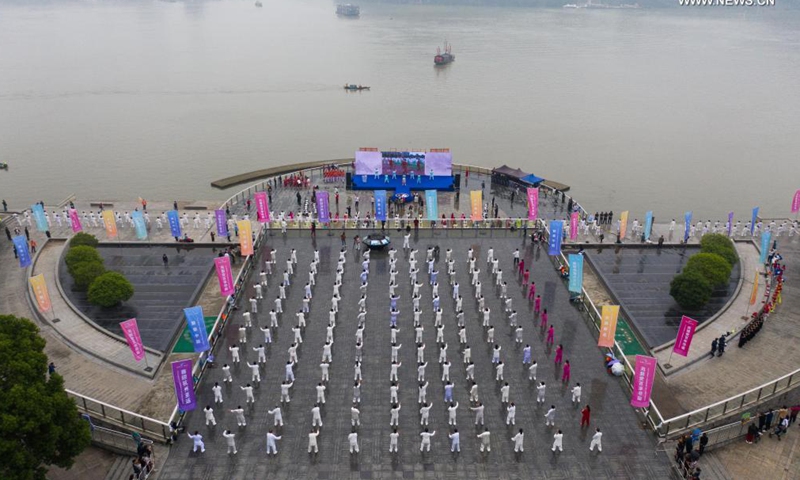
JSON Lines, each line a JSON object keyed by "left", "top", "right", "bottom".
{"left": 167, "top": 210, "right": 182, "bottom": 238}
{"left": 548, "top": 220, "right": 563, "bottom": 256}
{"left": 568, "top": 254, "right": 584, "bottom": 293}
{"left": 31, "top": 204, "right": 49, "bottom": 232}
{"left": 183, "top": 306, "right": 210, "bottom": 353}
{"left": 13, "top": 235, "right": 31, "bottom": 268}
{"left": 316, "top": 191, "right": 330, "bottom": 224}
{"left": 684, "top": 211, "right": 692, "bottom": 243}
{"left": 375, "top": 190, "right": 387, "bottom": 221}
{"left": 644, "top": 211, "right": 653, "bottom": 241}
{"left": 760, "top": 231, "right": 771, "bottom": 265}
{"left": 132, "top": 210, "right": 147, "bottom": 240}
{"left": 751, "top": 207, "right": 759, "bottom": 235}
{"left": 425, "top": 190, "right": 438, "bottom": 221}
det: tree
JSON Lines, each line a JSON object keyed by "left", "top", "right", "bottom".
{"left": 64, "top": 246, "right": 103, "bottom": 276}
{"left": 0, "top": 315, "right": 91, "bottom": 480}
{"left": 670, "top": 270, "right": 713, "bottom": 310}
{"left": 68, "top": 232, "right": 99, "bottom": 249}
{"left": 685, "top": 253, "right": 732, "bottom": 287}
{"left": 71, "top": 261, "right": 106, "bottom": 291}
{"left": 700, "top": 234, "right": 737, "bottom": 266}
{"left": 88, "top": 272, "right": 134, "bottom": 308}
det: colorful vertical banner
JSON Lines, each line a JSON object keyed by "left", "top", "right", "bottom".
{"left": 13, "top": 235, "right": 31, "bottom": 268}
{"left": 568, "top": 254, "right": 584, "bottom": 293}
{"left": 132, "top": 210, "right": 147, "bottom": 240}
{"left": 470, "top": 191, "right": 483, "bottom": 221}
{"left": 119, "top": 318, "right": 145, "bottom": 362}
{"left": 316, "top": 191, "right": 330, "bottom": 224}
{"left": 183, "top": 306, "right": 210, "bottom": 353}
{"left": 759, "top": 231, "right": 771, "bottom": 265}
{"left": 750, "top": 207, "right": 759, "bottom": 235}
{"left": 569, "top": 212, "right": 579, "bottom": 240}
{"left": 684, "top": 211, "right": 692, "bottom": 243}
{"left": 727, "top": 212, "right": 734, "bottom": 237}
{"left": 548, "top": 220, "right": 563, "bottom": 256}
{"left": 598, "top": 305, "right": 619, "bottom": 348}
{"left": 215, "top": 209, "right": 228, "bottom": 236}
{"left": 29, "top": 274, "right": 52, "bottom": 312}
{"left": 172, "top": 359, "right": 197, "bottom": 411}
{"left": 167, "top": 210, "right": 182, "bottom": 238}
{"left": 374, "top": 190, "right": 387, "bottom": 221}
{"left": 68, "top": 209, "right": 83, "bottom": 233}
{"left": 673, "top": 316, "right": 698, "bottom": 357}
{"left": 527, "top": 188, "right": 539, "bottom": 221}
{"left": 102, "top": 210, "right": 118, "bottom": 238}
{"left": 630, "top": 355, "right": 657, "bottom": 408}
{"left": 644, "top": 211, "right": 653, "bottom": 241}
{"left": 214, "top": 255, "right": 234, "bottom": 296}
{"left": 31, "top": 204, "right": 49, "bottom": 232}
{"left": 792, "top": 190, "right": 800, "bottom": 214}
{"left": 619, "top": 211, "right": 629, "bottom": 239}
{"left": 237, "top": 220, "right": 254, "bottom": 256}
{"left": 255, "top": 192, "right": 270, "bottom": 223}
{"left": 749, "top": 272, "right": 759, "bottom": 305}
{"left": 425, "top": 190, "right": 438, "bottom": 221}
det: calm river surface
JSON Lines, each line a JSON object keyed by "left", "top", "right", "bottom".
{"left": 1, "top": 0, "right": 799, "bottom": 219}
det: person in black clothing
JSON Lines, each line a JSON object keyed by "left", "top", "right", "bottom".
{"left": 698, "top": 433, "right": 708, "bottom": 454}
{"left": 717, "top": 335, "right": 726, "bottom": 356}
{"left": 710, "top": 338, "right": 718, "bottom": 358}
{"left": 162, "top": 254, "right": 169, "bottom": 266}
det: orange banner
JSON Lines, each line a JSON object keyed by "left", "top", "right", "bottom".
{"left": 749, "top": 272, "right": 759, "bottom": 306}
{"left": 237, "top": 220, "right": 254, "bottom": 256}
{"left": 29, "top": 274, "right": 52, "bottom": 313}
{"left": 470, "top": 191, "right": 483, "bottom": 221}
{"left": 598, "top": 305, "right": 619, "bottom": 348}
{"left": 619, "top": 211, "right": 629, "bottom": 239}
{"left": 102, "top": 210, "right": 117, "bottom": 239}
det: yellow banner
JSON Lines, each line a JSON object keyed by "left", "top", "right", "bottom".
{"left": 29, "top": 274, "right": 52, "bottom": 313}
{"left": 237, "top": 220, "right": 254, "bottom": 256}
{"left": 598, "top": 305, "right": 619, "bottom": 348}
{"left": 470, "top": 191, "right": 483, "bottom": 221}
{"left": 749, "top": 272, "right": 759, "bottom": 306}
{"left": 619, "top": 211, "right": 629, "bottom": 239}
{"left": 102, "top": 210, "right": 117, "bottom": 239}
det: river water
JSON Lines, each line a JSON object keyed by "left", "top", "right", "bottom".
{"left": 1, "top": 0, "right": 798, "bottom": 220}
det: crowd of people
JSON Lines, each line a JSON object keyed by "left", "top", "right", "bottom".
{"left": 674, "top": 429, "right": 708, "bottom": 480}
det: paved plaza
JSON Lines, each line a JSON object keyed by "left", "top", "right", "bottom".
{"left": 159, "top": 230, "right": 672, "bottom": 479}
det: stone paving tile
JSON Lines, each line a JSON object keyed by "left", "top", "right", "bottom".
{"left": 158, "top": 230, "right": 671, "bottom": 479}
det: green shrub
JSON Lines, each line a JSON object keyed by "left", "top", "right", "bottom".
{"left": 700, "top": 233, "right": 737, "bottom": 266}
{"left": 670, "top": 270, "right": 713, "bottom": 310}
{"left": 65, "top": 246, "right": 103, "bottom": 276}
{"left": 69, "top": 232, "right": 99, "bottom": 249}
{"left": 71, "top": 261, "right": 106, "bottom": 291}
{"left": 685, "top": 253, "right": 732, "bottom": 287}
{"left": 88, "top": 272, "right": 134, "bottom": 308}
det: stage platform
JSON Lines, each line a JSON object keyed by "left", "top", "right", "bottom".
{"left": 351, "top": 174, "right": 454, "bottom": 191}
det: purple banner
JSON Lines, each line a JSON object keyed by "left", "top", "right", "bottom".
{"left": 727, "top": 212, "right": 734, "bottom": 237}
{"left": 215, "top": 209, "right": 228, "bottom": 237}
{"left": 214, "top": 256, "right": 234, "bottom": 296}
{"left": 255, "top": 192, "right": 270, "bottom": 223}
{"left": 172, "top": 359, "right": 196, "bottom": 411}
{"left": 793, "top": 190, "right": 800, "bottom": 214}
{"left": 569, "top": 212, "right": 579, "bottom": 240}
{"left": 316, "top": 191, "right": 330, "bottom": 224}
{"left": 673, "top": 316, "right": 698, "bottom": 357}
{"left": 68, "top": 209, "right": 83, "bottom": 233}
{"left": 527, "top": 188, "right": 538, "bottom": 221}
{"left": 630, "top": 355, "right": 657, "bottom": 408}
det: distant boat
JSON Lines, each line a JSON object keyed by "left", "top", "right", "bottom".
{"left": 255, "top": 1, "right": 263, "bottom": 6}
{"left": 563, "top": 3, "right": 580, "bottom": 7}
{"left": 0, "top": 162, "right": 8, "bottom": 170}
{"left": 344, "top": 84, "right": 370, "bottom": 91}
{"left": 336, "top": 4, "right": 360, "bottom": 16}
{"left": 434, "top": 41, "right": 455, "bottom": 66}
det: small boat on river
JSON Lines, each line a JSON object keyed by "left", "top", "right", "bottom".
{"left": 344, "top": 84, "right": 370, "bottom": 91}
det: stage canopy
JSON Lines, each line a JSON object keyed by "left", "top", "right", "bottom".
{"left": 492, "top": 165, "right": 545, "bottom": 187}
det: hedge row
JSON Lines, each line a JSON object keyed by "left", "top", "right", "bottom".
{"left": 670, "top": 234, "right": 737, "bottom": 310}
{"left": 66, "top": 233, "right": 134, "bottom": 308}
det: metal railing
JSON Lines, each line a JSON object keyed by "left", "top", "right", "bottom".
{"left": 67, "top": 389, "right": 172, "bottom": 442}
{"left": 89, "top": 425, "right": 153, "bottom": 454}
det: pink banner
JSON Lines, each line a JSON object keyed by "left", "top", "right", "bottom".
{"left": 68, "top": 209, "right": 83, "bottom": 233}
{"left": 630, "top": 355, "right": 657, "bottom": 408}
{"left": 527, "top": 188, "right": 539, "bottom": 221}
{"left": 792, "top": 189, "right": 800, "bottom": 214}
{"left": 214, "top": 255, "right": 235, "bottom": 296}
{"left": 569, "top": 212, "right": 579, "bottom": 240}
{"left": 119, "top": 318, "right": 145, "bottom": 362}
{"left": 255, "top": 191, "right": 270, "bottom": 223}
{"left": 673, "top": 315, "right": 698, "bottom": 357}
